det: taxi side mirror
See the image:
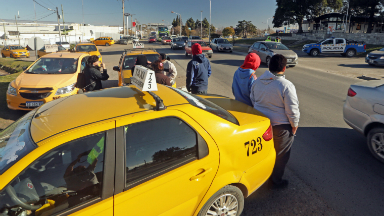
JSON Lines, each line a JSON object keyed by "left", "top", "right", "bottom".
{"left": 113, "top": 66, "right": 120, "bottom": 71}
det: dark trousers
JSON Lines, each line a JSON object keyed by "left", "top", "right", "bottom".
{"left": 191, "top": 90, "right": 207, "bottom": 95}
{"left": 271, "top": 124, "right": 294, "bottom": 184}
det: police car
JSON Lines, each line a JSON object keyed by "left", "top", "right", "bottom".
{"left": 0, "top": 66, "right": 276, "bottom": 216}
{"left": 302, "top": 37, "right": 366, "bottom": 57}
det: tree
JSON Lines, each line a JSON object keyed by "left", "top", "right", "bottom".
{"left": 182, "top": 24, "right": 191, "bottom": 36}
{"left": 348, "top": 0, "right": 383, "bottom": 33}
{"left": 195, "top": 19, "right": 201, "bottom": 29}
{"left": 209, "top": 24, "right": 216, "bottom": 34}
{"left": 172, "top": 18, "right": 177, "bottom": 27}
{"left": 186, "top": 17, "right": 195, "bottom": 30}
{"left": 236, "top": 20, "right": 257, "bottom": 37}
{"left": 222, "top": 27, "right": 235, "bottom": 36}
{"left": 172, "top": 26, "right": 181, "bottom": 36}
{"left": 202, "top": 18, "right": 210, "bottom": 28}
{"left": 246, "top": 22, "right": 257, "bottom": 35}
{"left": 272, "top": 0, "right": 343, "bottom": 33}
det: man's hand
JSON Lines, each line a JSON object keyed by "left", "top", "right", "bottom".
{"left": 101, "top": 63, "right": 106, "bottom": 70}
{"left": 292, "top": 126, "right": 298, "bottom": 135}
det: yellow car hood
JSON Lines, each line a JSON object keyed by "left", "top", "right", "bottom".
{"left": 14, "top": 72, "right": 77, "bottom": 88}
{"left": 12, "top": 49, "right": 28, "bottom": 52}
{"left": 77, "top": 51, "right": 100, "bottom": 56}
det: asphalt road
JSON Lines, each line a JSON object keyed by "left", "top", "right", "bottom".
{"left": 99, "top": 41, "right": 384, "bottom": 216}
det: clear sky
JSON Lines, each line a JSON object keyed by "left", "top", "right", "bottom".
{"left": 1, "top": 0, "right": 277, "bottom": 30}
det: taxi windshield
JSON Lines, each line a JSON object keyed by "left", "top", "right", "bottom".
{"left": 191, "top": 41, "right": 207, "bottom": 47}
{"left": 0, "top": 111, "right": 37, "bottom": 175}
{"left": 217, "top": 39, "right": 229, "bottom": 44}
{"left": 123, "top": 54, "right": 159, "bottom": 69}
{"left": 27, "top": 58, "right": 78, "bottom": 74}
{"left": 10, "top": 46, "right": 24, "bottom": 50}
{"left": 76, "top": 45, "right": 97, "bottom": 52}
{"left": 266, "top": 43, "right": 289, "bottom": 50}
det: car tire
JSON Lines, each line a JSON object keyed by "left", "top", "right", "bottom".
{"left": 1, "top": 53, "right": 5, "bottom": 58}
{"left": 367, "top": 127, "right": 384, "bottom": 163}
{"left": 310, "top": 49, "right": 319, "bottom": 57}
{"left": 230, "top": 50, "right": 233, "bottom": 53}
{"left": 290, "top": 65, "right": 296, "bottom": 67}
{"left": 197, "top": 185, "right": 244, "bottom": 216}
{"left": 266, "top": 56, "right": 271, "bottom": 66}
{"left": 346, "top": 49, "right": 356, "bottom": 57}
{"left": 209, "top": 55, "right": 212, "bottom": 58}
{"left": 106, "top": 43, "right": 110, "bottom": 46}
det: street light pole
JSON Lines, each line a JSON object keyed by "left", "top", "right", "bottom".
{"left": 209, "top": 0, "right": 211, "bottom": 42}
{"left": 15, "top": 15, "right": 20, "bottom": 45}
{"left": 56, "top": 7, "right": 62, "bottom": 43}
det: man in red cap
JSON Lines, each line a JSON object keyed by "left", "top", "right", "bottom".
{"left": 231, "top": 53, "right": 261, "bottom": 106}
{"left": 186, "top": 43, "right": 212, "bottom": 94}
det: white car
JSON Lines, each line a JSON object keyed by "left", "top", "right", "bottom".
{"left": 132, "top": 37, "right": 140, "bottom": 43}
{"left": 55, "top": 42, "right": 70, "bottom": 49}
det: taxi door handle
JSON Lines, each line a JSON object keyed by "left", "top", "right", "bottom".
{"left": 190, "top": 168, "right": 213, "bottom": 181}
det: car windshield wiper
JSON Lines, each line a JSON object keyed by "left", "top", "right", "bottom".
{"left": 25, "top": 71, "right": 37, "bottom": 74}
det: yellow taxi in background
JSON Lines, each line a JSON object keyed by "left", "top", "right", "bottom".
{"left": 74, "top": 43, "right": 103, "bottom": 62}
{"left": 0, "top": 79, "right": 275, "bottom": 216}
{"left": 37, "top": 45, "right": 68, "bottom": 58}
{"left": 1, "top": 45, "right": 30, "bottom": 58}
{"left": 113, "top": 48, "right": 160, "bottom": 86}
{"left": 6, "top": 52, "right": 89, "bottom": 110}
{"left": 92, "top": 37, "right": 115, "bottom": 46}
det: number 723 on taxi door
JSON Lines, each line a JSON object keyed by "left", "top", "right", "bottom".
{"left": 244, "top": 138, "right": 263, "bottom": 156}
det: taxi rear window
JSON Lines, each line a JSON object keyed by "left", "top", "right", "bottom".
{"left": 123, "top": 54, "right": 159, "bottom": 69}
{"left": 170, "top": 88, "right": 239, "bottom": 125}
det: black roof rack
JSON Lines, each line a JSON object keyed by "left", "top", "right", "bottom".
{"left": 148, "top": 91, "right": 166, "bottom": 111}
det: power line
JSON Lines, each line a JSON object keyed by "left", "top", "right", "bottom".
{"left": 35, "top": 12, "right": 56, "bottom": 21}
{"left": 33, "top": 0, "right": 53, "bottom": 11}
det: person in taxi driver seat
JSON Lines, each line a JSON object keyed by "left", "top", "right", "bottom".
{"left": 232, "top": 52, "right": 261, "bottom": 107}
{"left": 84, "top": 55, "right": 109, "bottom": 91}
{"left": 250, "top": 54, "right": 300, "bottom": 189}
{"left": 131, "top": 55, "right": 151, "bottom": 76}
{"left": 151, "top": 60, "right": 172, "bottom": 86}
{"left": 186, "top": 43, "right": 212, "bottom": 94}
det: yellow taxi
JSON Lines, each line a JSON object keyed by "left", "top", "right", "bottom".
{"left": 113, "top": 48, "right": 160, "bottom": 86}
{"left": 74, "top": 43, "right": 103, "bottom": 62}
{"left": 1, "top": 45, "right": 30, "bottom": 58}
{"left": 6, "top": 52, "right": 89, "bottom": 111}
{"left": 37, "top": 45, "right": 68, "bottom": 58}
{"left": 0, "top": 75, "right": 275, "bottom": 216}
{"left": 92, "top": 37, "right": 115, "bottom": 46}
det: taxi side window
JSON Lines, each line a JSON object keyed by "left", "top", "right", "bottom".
{"left": 0, "top": 133, "right": 106, "bottom": 216}
{"left": 124, "top": 117, "right": 203, "bottom": 189}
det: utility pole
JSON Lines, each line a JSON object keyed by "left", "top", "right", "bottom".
{"left": 56, "top": 7, "right": 62, "bottom": 43}
{"left": 121, "top": 0, "right": 125, "bottom": 35}
{"left": 201, "top": 11, "right": 203, "bottom": 38}
{"left": 135, "top": 19, "right": 137, "bottom": 37}
{"left": 209, "top": 0, "right": 211, "bottom": 42}
{"left": 2, "top": 23, "right": 6, "bottom": 46}
{"left": 15, "top": 15, "right": 20, "bottom": 45}
{"left": 61, "top": 5, "right": 66, "bottom": 41}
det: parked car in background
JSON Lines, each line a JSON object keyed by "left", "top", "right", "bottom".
{"left": 170, "top": 35, "right": 177, "bottom": 39}
{"left": 132, "top": 36, "right": 140, "bottom": 43}
{"left": 55, "top": 41, "right": 70, "bottom": 49}
{"left": 1, "top": 45, "right": 30, "bottom": 58}
{"left": 92, "top": 37, "right": 115, "bottom": 46}
{"left": 37, "top": 45, "right": 68, "bottom": 58}
{"left": 171, "top": 37, "right": 186, "bottom": 50}
{"left": 185, "top": 40, "right": 213, "bottom": 58}
{"left": 189, "top": 36, "right": 201, "bottom": 40}
{"left": 180, "top": 36, "right": 189, "bottom": 43}
{"left": 117, "top": 36, "right": 133, "bottom": 45}
{"left": 343, "top": 80, "right": 384, "bottom": 163}
{"left": 162, "top": 37, "right": 172, "bottom": 45}
{"left": 210, "top": 38, "right": 233, "bottom": 53}
{"left": 366, "top": 48, "right": 384, "bottom": 66}
{"left": 148, "top": 36, "right": 157, "bottom": 43}
{"left": 248, "top": 41, "right": 298, "bottom": 67}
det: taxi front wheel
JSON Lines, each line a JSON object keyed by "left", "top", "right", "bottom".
{"left": 197, "top": 185, "right": 244, "bottom": 216}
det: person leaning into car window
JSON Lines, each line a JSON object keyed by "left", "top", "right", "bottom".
{"left": 83, "top": 55, "right": 109, "bottom": 92}
{"left": 151, "top": 60, "right": 172, "bottom": 86}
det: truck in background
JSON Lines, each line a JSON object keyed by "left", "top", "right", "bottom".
{"left": 302, "top": 37, "right": 366, "bottom": 57}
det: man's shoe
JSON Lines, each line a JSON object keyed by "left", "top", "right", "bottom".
{"left": 271, "top": 179, "right": 289, "bottom": 190}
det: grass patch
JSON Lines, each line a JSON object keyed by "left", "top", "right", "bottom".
{"left": 0, "top": 58, "right": 33, "bottom": 74}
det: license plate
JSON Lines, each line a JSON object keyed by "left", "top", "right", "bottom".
{"left": 287, "top": 59, "right": 292, "bottom": 62}
{"left": 369, "top": 60, "right": 374, "bottom": 63}
{"left": 26, "top": 101, "right": 44, "bottom": 108}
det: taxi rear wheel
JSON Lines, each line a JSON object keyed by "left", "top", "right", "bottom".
{"left": 197, "top": 185, "right": 244, "bottom": 216}
{"left": 106, "top": 43, "right": 110, "bottom": 46}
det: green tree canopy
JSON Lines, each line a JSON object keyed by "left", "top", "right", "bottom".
{"left": 202, "top": 18, "right": 210, "bottom": 29}
{"left": 186, "top": 17, "right": 196, "bottom": 30}
{"left": 222, "top": 27, "right": 235, "bottom": 36}
{"left": 236, "top": 20, "right": 256, "bottom": 38}
{"left": 348, "top": 0, "right": 383, "bottom": 33}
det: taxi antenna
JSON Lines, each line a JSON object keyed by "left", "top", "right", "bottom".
{"left": 148, "top": 91, "right": 166, "bottom": 111}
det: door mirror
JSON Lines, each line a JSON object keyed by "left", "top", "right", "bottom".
{"left": 261, "top": 48, "right": 266, "bottom": 51}
{"left": 113, "top": 66, "right": 120, "bottom": 71}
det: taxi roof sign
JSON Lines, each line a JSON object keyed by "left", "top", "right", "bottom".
{"left": 45, "top": 44, "right": 59, "bottom": 53}
{"left": 131, "top": 65, "right": 157, "bottom": 92}
{"left": 133, "top": 43, "right": 144, "bottom": 49}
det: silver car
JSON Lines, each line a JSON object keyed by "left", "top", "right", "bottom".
{"left": 248, "top": 41, "right": 298, "bottom": 67}
{"left": 210, "top": 38, "right": 233, "bottom": 52}
{"left": 117, "top": 36, "right": 133, "bottom": 45}
{"left": 366, "top": 48, "right": 384, "bottom": 66}
{"left": 343, "top": 80, "right": 384, "bottom": 163}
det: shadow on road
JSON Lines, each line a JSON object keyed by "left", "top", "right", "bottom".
{"left": 338, "top": 64, "right": 373, "bottom": 69}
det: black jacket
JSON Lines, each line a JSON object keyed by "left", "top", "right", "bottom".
{"left": 83, "top": 65, "right": 109, "bottom": 91}
{"left": 186, "top": 54, "right": 212, "bottom": 92}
